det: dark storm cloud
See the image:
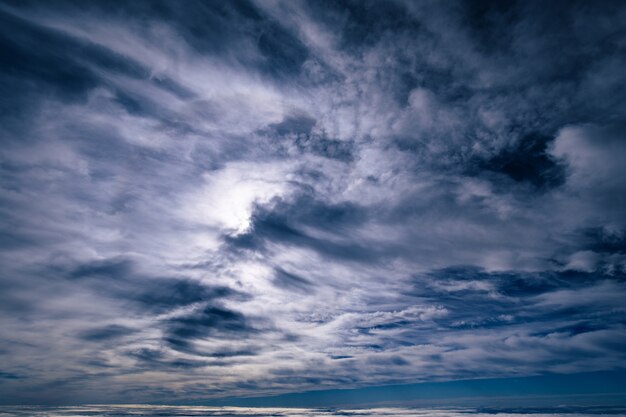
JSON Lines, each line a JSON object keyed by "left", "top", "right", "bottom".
{"left": 77, "top": 324, "right": 136, "bottom": 342}
{"left": 413, "top": 268, "right": 625, "bottom": 339}
{"left": 273, "top": 267, "right": 313, "bottom": 293}
{"left": 163, "top": 304, "right": 257, "bottom": 353}
{"left": 583, "top": 227, "right": 626, "bottom": 255}
{"left": 66, "top": 257, "right": 241, "bottom": 313}
{"left": 0, "top": 372, "right": 23, "bottom": 380}
{"left": 0, "top": 8, "right": 100, "bottom": 101}
{"left": 478, "top": 132, "right": 566, "bottom": 189}
{"left": 263, "top": 114, "right": 355, "bottom": 161}
{"left": 128, "top": 348, "right": 223, "bottom": 369}
{"left": 224, "top": 193, "right": 383, "bottom": 265}
{"left": 1, "top": 0, "right": 626, "bottom": 405}
{"left": 231, "top": 209, "right": 382, "bottom": 263}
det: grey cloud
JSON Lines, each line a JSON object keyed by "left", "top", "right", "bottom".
{"left": 263, "top": 114, "right": 355, "bottom": 161}
{"left": 273, "top": 267, "right": 314, "bottom": 294}
{"left": 65, "top": 257, "right": 241, "bottom": 313}
{"left": 77, "top": 324, "right": 136, "bottom": 342}
{"left": 478, "top": 132, "right": 566, "bottom": 189}
{"left": 164, "top": 304, "right": 257, "bottom": 353}
{"left": 227, "top": 196, "right": 382, "bottom": 264}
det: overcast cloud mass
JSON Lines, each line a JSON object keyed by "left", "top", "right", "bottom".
{"left": 1, "top": 0, "right": 626, "bottom": 405}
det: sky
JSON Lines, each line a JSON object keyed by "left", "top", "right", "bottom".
{"left": 0, "top": 0, "right": 625, "bottom": 406}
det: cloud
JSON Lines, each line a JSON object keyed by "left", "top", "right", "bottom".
{"left": 77, "top": 324, "right": 136, "bottom": 342}
{"left": 0, "top": 0, "right": 625, "bottom": 405}
{"left": 551, "top": 125, "right": 626, "bottom": 200}
{"left": 2, "top": 405, "right": 624, "bottom": 416}
{"left": 163, "top": 304, "right": 257, "bottom": 353}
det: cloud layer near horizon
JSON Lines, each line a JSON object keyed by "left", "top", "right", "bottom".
{"left": 1, "top": 405, "right": 621, "bottom": 417}
{"left": 1, "top": 0, "right": 625, "bottom": 404}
